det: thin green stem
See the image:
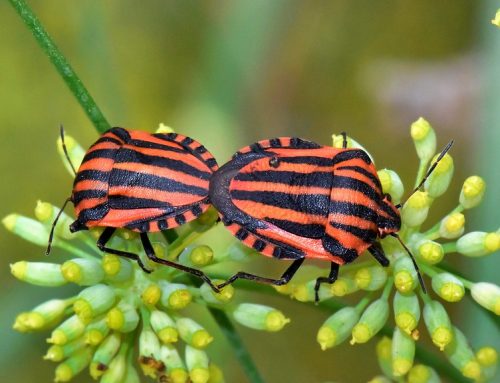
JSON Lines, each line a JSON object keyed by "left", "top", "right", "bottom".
{"left": 56, "top": 240, "right": 98, "bottom": 260}
{"left": 8, "top": 0, "right": 110, "bottom": 133}
{"left": 208, "top": 307, "right": 265, "bottom": 383}
{"left": 442, "top": 242, "right": 457, "bottom": 253}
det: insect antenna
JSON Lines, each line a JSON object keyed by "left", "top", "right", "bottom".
{"left": 390, "top": 233, "right": 427, "bottom": 293}
{"left": 395, "top": 140, "right": 454, "bottom": 209}
{"left": 46, "top": 197, "right": 72, "bottom": 255}
{"left": 60, "top": 125, "right": 77, "bottom": 176}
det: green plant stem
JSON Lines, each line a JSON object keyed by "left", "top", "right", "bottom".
{"left": 208, "top": 307, "right": 265, "bottom": 383}
{"left": 8, "top": 0, "right": 110, "bottom": 133}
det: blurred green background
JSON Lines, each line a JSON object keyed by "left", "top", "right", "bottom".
{"left": 1, "top": 1, "right": 499, "bottom": 382}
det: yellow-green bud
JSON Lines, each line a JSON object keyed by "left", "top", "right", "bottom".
{"left": 47, "top": 315, "right": 86, "bottom": 345}
{"left": 439, "top": 212, "right": 465, "bottom": 239}
{"left": 456, "top": 231, "right": 500, "bottom": 257}
{"left": 139, "top": 326, "right": 163, "bottom": 378}
{"left": 417, "top": 240, "right": 444, "bottom": 264}
{"left": 401, "top": 191, "right": 431, "bottom": 227}
{"left": 90, "top": 332, "right": 121, "bottom": 379}
{"left": 331, "top": 275, "right": 359, "bottom": 296}
{"left": 332, "top": 133, "right": 374, "bottom": 162}
{"left": 185, "top": 345, "right": 210, "bottom": 383}
{"left": 411, "top": 117, "right": 436, "bottom": 162}
{"left": 84, "top": 317, "right": 109, "bottom": 346}
{"left": 407, "top": 364, "right": 440, "bottom": 383}
{"left": 159, "top": 345, "right": 187, "bottom": 383}
{"left": 54, "top": 348, "right": 92, "bottom": 382}
{"left": 44, "top": 337, "right": 86, "bottom": 362}
{"left": 3, "top": 214, "right": 49, "bottom": 247}
{"left": 156, "top": 123, "right": 175, "bottom": 134}
{"left": 151, "top": 310, "right": 178, "bottom": 344}
{"left": 141, "top": 284, "right": 162, "bottom": 306}
{"left": 106, "top": 302, "right": 139, "bottom": 333}
{"left": 21, "top": 298, "right": 69, "bottom": 331}
{"left": 159, "top": 282, "right": 192, "bottom": 310}
{"left": 290, "top": 280, "right": 333, "bottom": 302}
{"left": 492, "top": 9, "right": 500, "bottom": 27}
{"left": 13, "top": 312, "right": 31, "bottom": 332}
{"left": 10, "top": 261, "right": 67, "bottom": 287}
{"left": 73, "top": 284, "right": 116, "bottom": 324}
{"left": 376, "top": 337, "right": 394, "bottom": 378}
{"left": 367, "top": 376, "right": 392, "bottom": 383}
{"left": 476, "top": 346, "right": 498, "bottom": 367}
{"left": 102, "top": 254, "right": 134, "bottom": 283}
{"left": 190, "top": 207, "right": 219, "bottom": 232}
{"left": 100, "top": 346, "right": 128, "bottom": 383}
{"left": 377, "top": 169, "right": 404, "bottom": 204}
{"left": 57, "top": 133, "right": 85, "bottom": 176}
{"left": 233, "top": 303, "right": 290, "bottom": 332}
{"left": 423, "top": 300, "right": 453, "bottom": 351}
{"left": 200, "top": 280, "right": 234, "bottom": 304}
{"left": 207, "top": 363, "right": 225, "bottom": 383}
{"left": 351, "top": 299, "right": 389, "bottom": 344}
{"left": 180, "top": 245, "right": 214, "bottom": 267}
{"left": 431, "top": 273, "right": 464, "bottom": 302}
{"left": 392, "top": 327, "right": 415, "bottom": 376}
{"left": 444, "top": 326, "right": 482, "bottom": 380}
{"left": 35, "top": 201, "right": 73, "bottom": 240}
{"left": 394, "top": 292, "right": 420, "bottom": 335}
{"left": 424, "top": 153, "right": 454, "bottom": 198}
{"left": 459, "top": 176, "right": 485, "bottom": 209}
{"left": 355, "top": 266, "right": 387, "bottom": 291}
{"left": 393, "top": 256, "right": 418, "bottom": 293}
{"left": 176, "top": 318, "right": 213, "bottom": 349}
{"left": 471, "top": 282, "right": 500, "bottom": 315}
{"left": 317, "top": 307, "right": 359, "bottom": 350}
{"left": 61, "top": 258, "right": 104, "bottom": 285}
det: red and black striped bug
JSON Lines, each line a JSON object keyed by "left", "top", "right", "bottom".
{"left": 47, "top": 127, "right": 220, "bottom": 291}
{"left": 209, "top": 133, "right": 453, "bottom": 302}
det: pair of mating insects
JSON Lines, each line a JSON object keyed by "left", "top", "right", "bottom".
{"left": 48, "top": 127, "right": 452, "bottom": 302}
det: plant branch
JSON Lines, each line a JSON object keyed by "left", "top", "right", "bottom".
{"left": 8, "top": 0, "right": 111, "bottom": 133}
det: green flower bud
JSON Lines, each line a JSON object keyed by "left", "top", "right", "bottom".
{"left": 476, "top": 346, "right": 498, "bottom": 382}
{"left": 317, "top": 307, "right": 359, "bottom": 350}
{"left": 332, "top": 134, "right": 374, "bottom": 162}
{"left": 423, "top": 300, "right": 453, "bottom": 351}
{"left": 35, "top": 201, "right": 73, "bottom": 240}
{"left": 141, "top": 283, "right": 162, "bottom": 307}
{"left": 61, "top": 258, "right": 104, "bottom": 285}
{"left": 331, "top": 275, "right": 359, "bottom": 296}
{"left": 407, "top": 364, "right": 440, "bottom": 383}
{"left": 401, "top": 191, "right": 431, "bottom": 227}
{"left": 21, "top": 298, "right": 70, "bottom": 331}
{"left": 159, "top": 345, "right": 188, "bottom": 383}
{"left": 416, "top": 240, "right": 444, "bottom": 264}
{"left": 444, "top": 326, "right": 482, "bottom": 380}
{"left": 84, "top": 317, "right": 109, "bottom": 346}
{"left": 10, "top": 261, "right": 67, "bottom": 287}
{"left": 106, "top": 302, "right": 140, "bottom": 333}
{"left": 439, "top": 212, "right": 465, "bottom": 239}
{"left": 431, "top": 273, "right": 465, "bottom": 302}
{"left": 200, "top": 280, "right": 234, "bottom": 304}
{"left": 471, "top": 282, "right": 500, "bottom": 315}
{"left": 222, "top": 241, "right": 253, "bottom": 262}
{"left": 411, "top": 117, "right": 436, "bottom": 162}
{"left": 3, "top": 214, "right": 49, "bottom": 247}
{"left": 176, "top": 318, "right": 213, "bottom": 349}
{"left": 180, "top": 245, "right": 214, "bottom": 267}
{"left": 290, "top": 280, "right": 333, "bottom": 302}
{"left": 367, "top": 376, "right": 392, "bottom": 383}
{"left": 376, "top": 336, "right": 394, "bottom": 378}
{"left": 57, "top": 133, "right": 85, "bottom": 175}
{"left": 123, "top": 363, "right": 141, "bottom": 383}
{"left": 456, "top": 231, "right": 500, "bottom": 257}
{"left": 190, "top": 207, "right": 219, "bottom": 232}
{"left": 159, "top": 282, "right": 192, "bottom": 310}
{"left": 394, "top": 292, "right": 420, "bottom": 335}
{"left": 233, "top": 303, "right": 290, "bottom": 332}
{"left": 493, "top": 9, "right": 500, "bottom": 26}
{"left": 156, "top": 123, "right": 175, "bottom": 134}
{"left": 392, "top": 327, "right": 415, "bottom": 376}
{"left": 424, "top": 153, "right": 454, "bottom": 198}
{"left": 44, "top": 337, "right": 86, "bottom": 362}
{"left": 393, "top": 256, "right": 418, "bottom": 293}
{"left": 208, "top": 364, "right": 225, "bottom": 383}
{"left": 459, "top": 175, "right": 486, "bottom": 209}
{"left": 377, "top": 169, "right": 404, "bottom": 204}
{"left": 73, "top": 284, "right": 116, "bottom": 324}
{"left": 54, "top": 348, "right": 92, "bottom": 382}
{"left": 351, "top": 299, "right": 389, "bottom": 344}
{"left": 89, "top": 332, "right": 121, "bottom": 379}
{"left": 185, "top": 345, "right": 210, "bottom": 383}
{"left": 100, "top": 345, "right": 128, "bottom": 383}
{"left": 138, "top": 326, "right": 163, "bottom": 378}
{"left": 355, "top": 266, "right": 388, "bottom": 291}
{"left": 150, "top": 310, "right": 178, "bottom": 344}
{"left": 102, "top": 254, "right": 134, "bottom": 283}
{"left": 47, "top": 315, "right": 86, "bottom": 345}
{"left": 12, "top": 312, "right": 32, "bottom": 332}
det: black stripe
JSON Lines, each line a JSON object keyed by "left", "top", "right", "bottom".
{"left": 333, "top": 149, "right": 371, "bottom": 165}
{"left": 205, "top": 158, "right": 218, "bottom": 169}
{"left": 114, "top": 148, "right": 211, "bottom": 180}
{"left": 158, "top": 220, "right": 169, "bottom": 230}
{"left": 191, "top": 204, "right": 203, "bottom": 217}
{"left": 107, "top": 127, "right": 131, "bottom": 142}
{"left": 252, "top": 239, "right": 266, "bottom": 252}
{"left": 336, "top": 165, "right": 381, "bottom": 189}
{"left": 329, "top": 221, "right": 377, "bottom": 243}
{"left": 322, "top": 235, "right": 359, "bottom": 263}
{"left": 266, "top": 218, "right": 324, "bottom": 238}
{"left": 81, "top": 149, "right": 117, "bottom": 163}
{"left": 109, "top": 169, "right": 208, "bottom": 196}
{"left": 378, "top": 200, "right": 400, "bottom": 220}
{"left": 73, "top": 189, "right": 108, "bottom": 205}
{"left": 128, "top": 139, "right": 185, "bottom": 154}
{"left": 269, "top": 138, "right": 282, "bottom": 147}
{"left": 255, "top": 235, "right": 304, "bottom": 259}
{"left": 250, "top": 142, "right": 264, "bottom": 153}
{"left": 280, "top": 156, "right": 333, "bottom": 166}
{"left": 332, "top": 176, "right": 381, "bottom": 204}
{"left": 235, "top": 170, "right": 333, "bottom": 188}
{"left": 290, "top": 137, "right": 321, "bottom": 149}
{"left": 175, "top": 214, "right": 186, "bottom": 225}
{"left": 235, "top": 228, "right": 249, "bottom": 240}
{"left": 329, "top": 200, "right": 378, "bottom": 221}
{"left": 181, "top": 137, "right": 194, "bottom": 146}
{"left": 194, "top": 145, "right": 207, "bottom": 154}
{"left": 230, "top": 190, "right": 330, "bottom": 216}
{"left": 109, "top": 196, "right": 172, "bottom": 210}
{"left": 92, "top": 136, "right": 122, "bottom": 146}
{"left": 154, "top": 133, "right": 178, "bottom": 141}
{"left": 77, "top": 203, "right": 109, "bottom": 223}
{"left": 75, "top": 169, "right": 110, "bottom": 184}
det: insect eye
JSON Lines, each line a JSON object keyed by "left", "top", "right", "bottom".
{"left": 269, "top": 156, "right": 280, "bottom": 168}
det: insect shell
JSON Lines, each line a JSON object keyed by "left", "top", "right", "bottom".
{"left": 209, "top": 137, "right": 401, "bottom": 297}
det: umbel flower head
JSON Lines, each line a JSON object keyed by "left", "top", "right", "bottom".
{"left": 5, "top": 124, "right": 290, "bottom": 383}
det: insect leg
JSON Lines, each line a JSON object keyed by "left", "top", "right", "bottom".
{"left": 217, "top": 257, "right": 305, "bottom": 290}
{"left": 139, "top": 233, "right": 220, "bottom": 293}
{"left": 368, "top": 242, "right": 390, "bottom": 267}
{"left": 314, "top": 262, "right": 340, "bottom": 303}
{"left": 341, "top": 131, "right": 347, "bottom": 148}
{"left": 97, "top": 227, "right": 151, "bottom": 273}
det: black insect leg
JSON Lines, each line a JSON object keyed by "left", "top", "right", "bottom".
{"left": 340, "top": 131, "right": 348, "bottom": 148}
{"left": 314, "top": 262, "right": 340, "bottom": 304}
{"left": 217, "top": 257, "right": 305, "bottom": 290}
{"left": 368, "top": 242, "right": 390, "bottom": 267}
{"left": 97, "top": 227, "right": 151, "bottom": 273}
{"left": 140, "top": 233, "right": 220, "bottom": 293}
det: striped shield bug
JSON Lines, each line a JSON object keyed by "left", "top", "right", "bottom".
{"left": 47, "top": 127, "right": 220, "bottom": 291}
{"left": 209, "top": 134, "right": 453, "bottom": 302}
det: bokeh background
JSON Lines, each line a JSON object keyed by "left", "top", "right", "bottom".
{"left": 1, "top": 1, "right": 499, "bottom": 382}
